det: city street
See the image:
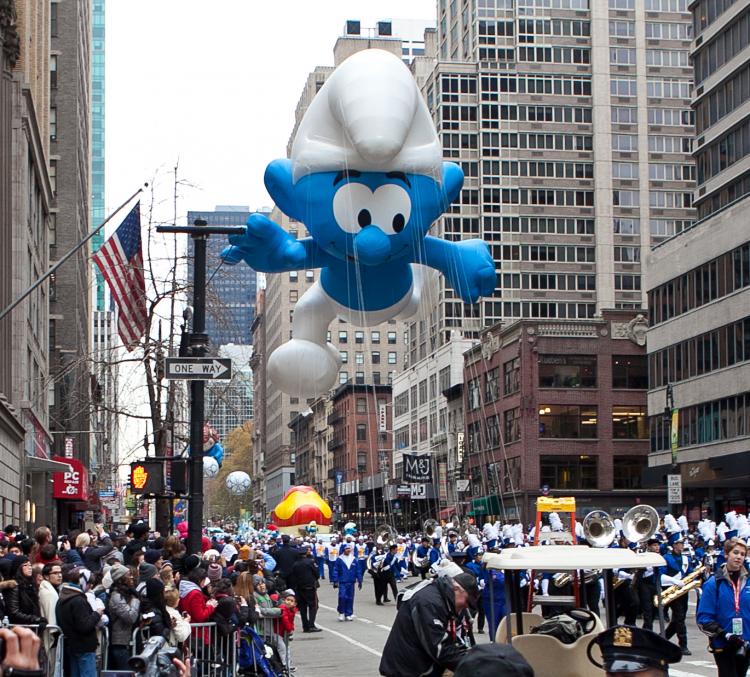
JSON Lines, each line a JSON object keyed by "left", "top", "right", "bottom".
{"left": 293, "top": 575, "right": 718, "bottom": 677}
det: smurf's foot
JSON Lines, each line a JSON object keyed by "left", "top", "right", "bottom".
{"left": 268, "top": 339, "right": 341, "bottom": 398}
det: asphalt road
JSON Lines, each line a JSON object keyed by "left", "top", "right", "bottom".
{"left": 292, "top": 575, "right": 718, "bottom": 677}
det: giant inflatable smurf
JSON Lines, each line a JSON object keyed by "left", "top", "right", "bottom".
{"left": 223, "top": 49, "right": 495, "bottom": 397}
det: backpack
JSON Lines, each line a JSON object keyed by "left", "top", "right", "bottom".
{"left": 530, "top": 614, "right": 583, "bottom": 644}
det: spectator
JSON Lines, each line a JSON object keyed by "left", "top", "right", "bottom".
{"left": 30, "top": 527, "right": 52, "bottom": 564}
{"left": 75, "top": 526, "right": 113, "bottom": 573}
{"left": 271, "top": 535, "right": 300, "bottom": 589}
{"left": 123, "top": 522, "right": 149, "bottom": 566}
{"left": 253, "top": 575, "right": 281, "bottom": 643}
{"left": 138, "top": 561, "right": 159, "bottom": 590}
{"left": 288, "top": 548, "right": 321, "bottom": 633}
{"left": 56, "top": 566, "right": 103, "bottom": 677}
{"left": 140, "top": 578, "right": 171, "bottom": 641}
{"left": 274, "top": 590, "right": 297, "bottom": 671}
{"left": 211, "top": 577, "right": 249, "bottom": 638}
{"left": 107, "top": 563, "right": 139, "bottom": 670}
{"left": 5, "top": 556, "right": 45, "bottom": 627}
{"left": 38, "top": 543, "right": 59, "bottom": 566}
{"left": 221, "top": 536, "right": 238, "bottom": 565}
{"left": 160, "top": 561, "right": 175, "bottom": 589}
{"left": 143, "top": 548, "right": 164, "bottom": 570}
{"left": 164, "top": 586, "right": 191, "bottom": 647}
{"left": 38, "top": 562, "right": 61, "bottom": 625}
{"left": 163, "top": 535, "right": 185, "bottom": 574}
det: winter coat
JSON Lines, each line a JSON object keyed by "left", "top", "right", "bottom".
{"left": 253, "top": 591, "right": 281, "bottom": 639}
{"left": 0, "top": 580, "right": 16, "bottom": 620}
{"left": 166, "top": 606, "right": 191, "bottom": 646}
{"left": 212, "top": 593, "right": 249, "bottom": 637}
{"left": 38, "top": 580, "right": 58, "bottom": 626}
{"left": 334, "top": 556, "right": 363, "bottom": 586}
{"left": 697, "top": 564, "right": 750, "bottom": 650}
{"left": 273, "top": 605, "right": 296, "bottom": 637}
{"left": 55, "top": 584, "right": 101, "bottom": 654}
{"left": 288, "top": 556, "right": 319, "bottom": 591}
{"left": 379, "top": 576, "right": 469, "bottom": 677}
{"left": 139, "top": 598, "right": 170, "bottom": 641}
{"left": 270, "top": 544, "right": 302, "bottom": 580}
{"left": 108, "top": 588, "right": 140, "bottom": 646}
{"left": 178, "top": 580, "right": 215, "bottom": 645}
{"left": 78, "top": 538, "right": 114, "bottom": 573}
{"left": 60, "top": 547, "right": 84, "bottom": 567}
{"left": 5, "top": 575, "right": 43, "bottom": 625}
{"left": 123, "top": 539, "right": 147, "bottom": 566}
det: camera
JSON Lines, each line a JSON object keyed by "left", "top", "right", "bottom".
{"left": 128, "top": 636, "right": 180, "bottom": 676}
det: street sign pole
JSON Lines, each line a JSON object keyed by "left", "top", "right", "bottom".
{"left": 157, "top": 219, "right": 245, "bottom": 556}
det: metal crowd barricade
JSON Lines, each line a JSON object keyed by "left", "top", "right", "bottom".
{"left": 6, "top": 623, "right": 64, "bottom": 677}
{"left": 132, "top": 622, "right": 238, "bottom": 675}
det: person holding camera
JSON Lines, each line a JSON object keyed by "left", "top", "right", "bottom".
{"left": 106, "top": 563, "right": 140, "bottom": 669}
{"left": 698, "top": 537, "right": 750, "bottom": 676}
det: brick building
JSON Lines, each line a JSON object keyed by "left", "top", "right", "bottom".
{"left": 328, "top": 384, "right": 392, "bottom": 531}
{"left": 463, "top": 310, "right": 665, "bottom": 525}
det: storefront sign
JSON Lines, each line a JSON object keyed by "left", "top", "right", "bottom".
{"left": 52, "top": 457, "right": 88, "bottom": 501}
{"left": 403, "top": 453, "right": 432, "bottom": 483}
{"left": 378, "top": 403, "right": 387, "bottom": 433}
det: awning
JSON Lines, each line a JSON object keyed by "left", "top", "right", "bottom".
{"left": 470, "top": 495, "right": 501, "bottom": 515}
{"left": 26, "top": 457, "right": 73, "bottom": 473}
{"left": 438, "top": 507, "right": 455, "bottom": 520}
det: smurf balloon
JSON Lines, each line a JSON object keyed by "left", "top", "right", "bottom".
{"left": 223, "top": 49, "right": 495, "bottom": 397}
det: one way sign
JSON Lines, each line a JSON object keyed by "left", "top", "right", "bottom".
{"left": 165, "top": 357, "right": 232, "bottom": 381}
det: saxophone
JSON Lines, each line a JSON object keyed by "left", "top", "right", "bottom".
{"left": 654, "top": 565, "right": 706, "bottom": 607}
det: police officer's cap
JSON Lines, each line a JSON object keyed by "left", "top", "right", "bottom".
{"left": 588, "top": 625, "right": 682, "bottom": 674}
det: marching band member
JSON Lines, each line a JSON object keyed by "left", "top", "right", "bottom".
{"left": 698, "top": 537, "right": 750, "bottom": 677}
{"left": 661, "top": 530, "right": 694, "bottom": 655}
{"left": 355, "top": 537, "right": 369, "bottom": 579}
{"left": 334, "top": 542, "right": 363, "bottom": 621}
{"left": 380, "top": 543, "right": 400, "bottom": 603}
{"left": 465, "top": 551, "right": 486, "bottom": 634}
{"left": 415, "top": 537, "right": 438, "bottom": 580}
{"left": 326, "top": 537, "right": 339, "bottom": 588}
{"left": 394, "top": 536, "right": 408, "bottom": 581}
{"left": 314, "top": 538, "right": 327, "bottom": 580}
{"left": 637, "top": 538, "right": 662, "bottom": 631}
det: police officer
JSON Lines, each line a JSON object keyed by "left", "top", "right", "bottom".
{"left": 588, "top": 625, "right": 683, "bottom": 676}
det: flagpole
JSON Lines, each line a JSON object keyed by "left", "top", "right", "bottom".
{"left": 0, "top": 184, "right": 147, "bottom": 324}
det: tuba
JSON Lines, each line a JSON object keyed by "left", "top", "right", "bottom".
{"left": 583, "top": 510, "right": 616, "bottom": 548}
{"left": 376, "top": 523, "right": 397, "bottom": 546}
{"left": 423, "top": 519, "right": 438, "bottom": 539}
{"left": 622, "top": 505, "right": 659, "bottom": 544}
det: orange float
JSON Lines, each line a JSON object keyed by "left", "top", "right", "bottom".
{"left": 270, "top": 485, "right": 332, "bottom": 534}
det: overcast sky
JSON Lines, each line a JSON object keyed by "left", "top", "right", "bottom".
{"left": 106, "top": 1, "right": 436, "bottom": 465}
{"left": 106, "top": 1, "right": 437, "bottom": 224}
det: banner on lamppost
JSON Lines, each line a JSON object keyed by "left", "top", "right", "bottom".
{"left": 403, "top": 453, "right": 432, "bottom": 483}
{"left": 670, "top": 408, "right": 679, "bottom": 465}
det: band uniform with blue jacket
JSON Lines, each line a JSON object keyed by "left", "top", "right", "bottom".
{"left": 697, "top": 537, "right": 750, "bottom": 677}
{"left": 334, "top": 543, "right": 363, "bottom": 621}
{"left": 660, "top": 532, "right": 694, "bottom": 655}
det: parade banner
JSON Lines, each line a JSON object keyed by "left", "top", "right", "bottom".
{"left": 403, "top": 453, "right": 432, "bottom": 483}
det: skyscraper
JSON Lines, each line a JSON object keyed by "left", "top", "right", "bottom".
{"left": 91, "top": 0, "right": 105, "bottom": 312}
{"left": 407, "top": 0, "right": 696, "bottom": 366}
{"left": 645, "top": 0, "right": 750, "bottom": 516}
{"left": 186, "top": 206, "right": 258, "bottom": 348}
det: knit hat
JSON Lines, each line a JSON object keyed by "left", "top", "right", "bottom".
{"left": 106, "top": 550, "right": 124, "bottom": 565}
{"left": 252, "top": 574, "right": 265, "bottom": 587}
{"left": 138, "top": 562, "right": 158, "bottom": 581}
{"left": 207, "top": 562, "right": 222, "bottom": 582}
{"left": 183, "top": 554, "right": 200, "bottom": 573}
{"left": 239, "top": 545, "right": 251, "bottom": 561}
{"left": 109, "top": 563, "right": 130, "bottom": 584}
{"left": 144, "top": 549, "right": 162, "bottom": 565}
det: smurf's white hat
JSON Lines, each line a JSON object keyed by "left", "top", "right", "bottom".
{"left": 290, "top": 49, "right": 442, "bottom": 183}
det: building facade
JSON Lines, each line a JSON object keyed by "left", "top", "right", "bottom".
{"left": 204, "top": 343, "right": 253, "bottom": 442}
{"left": 463, "top": 311, "right": 662, "bottom": 524}
{"left": 406, "top": 0, "right": 696, "bottom": 366}
{"left": 645, "top": 0, "right": 750, "bottom": 520}
{"left": 186, "top": 206, "right": 259, "bottom": 348}
{"left": 249, "top": 283, "right": 267, "bottom": 523}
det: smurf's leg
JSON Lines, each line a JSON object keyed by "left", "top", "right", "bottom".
{"left": 395, "top": 264, "right": 440, "bottom": 320}
{"left": 267, "top": 282, "right": 341, "bottom": 397}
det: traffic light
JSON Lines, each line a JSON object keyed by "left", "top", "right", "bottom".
{"left": 129, "top": 461, "right": 164, "bottom": 495}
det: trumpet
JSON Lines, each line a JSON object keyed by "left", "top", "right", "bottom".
{"left": 654, "top": 565, "right": 706, "bottom": 607}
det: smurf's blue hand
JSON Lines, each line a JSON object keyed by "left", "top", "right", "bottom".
{"left": 220, "top": 213, "right": 306, "bottom": 273}
{"left": 423, "top": 236, "right": 496, "bottom": 303}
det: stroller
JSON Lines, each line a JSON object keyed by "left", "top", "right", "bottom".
{"left": 238, "top": 626, "right": 287, "bottom": 676}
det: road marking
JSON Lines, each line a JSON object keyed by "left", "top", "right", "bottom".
{"left": 376, "top": 624, "right": 391, "bottom": 631}
{"left": 318, "top": 603, "right": 391, "bottom": 630}
{"left": 671, "top": 670, "right": 711, "bottom": 677}
{"left": 684, "top": 660, "right": 716, "bottom": 668}
{"left": 359, "top": 618, "right": 373, "bottom": 624}
{"left": 316, "top": 623, "right": 383, "bottom": 658}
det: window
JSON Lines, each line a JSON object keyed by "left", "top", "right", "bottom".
{"left": 289, "top": 271, "right": 298, "bottom": 282}
{"left": 614, "top": 246, "right": 641, "bottom": 262}
{"left": 371, "top": 331, "right": 380, "bottom": 343}
{"left": 611, "top": 108, "right": 638, "bottom": 125}
{"left": 388, "top": 352, "right": 397, "bottom": 364}
{"left": 339, "top": 371, "right": 348, "bottom": 384}
{"left": 611, "top": 77, "right": 637, "bottom": 97}
{"left": 614, "top": 218, "right": 640, "bottom": 235}
{"left": 539, "top": 405, "right": 598, "bottom": 438}
{"left": 538, "top": 355, "right": 596, "bottom": 388}
{"left": 646, "top": 49, "right": 689, "bottom": 68}
{"left": 615, "top": 274, "right": 641, "bottom": 291}
{"left": 355, "top": 371, "right": 365, "bottom": 384}
{"left": 50, "top": 2, "right": 58, "bottom": 36}
{"left": 289, "top": 290, "right": 298, "bottom": 303}
{"left": 49, "top": 107, "right": 57, "bottom": 141}
{"left": 419, "top": 417, "right": 428, "bottom": 442}
{"left": 418, "top": 379, "right": 428, "bottom": 405}
{"left": 486, "top": 415, "right": 501, "bottom": 448}
{"left": 504, "top": 358, "right": 520, "bottom": 395}
{"left": 395, "top": 426, "right": 409, "bottom": 450}
{"left": 355, "top": 352, "right": 364, "bottom": 365}
{"left": 338, "top": 331, "right": 348, "bottom": 343}
{"left": 387, "top": 331, "right": 397, "bottom": 344}
{"left": 610, "top": 20, "right": 635, "bottom": 37}
{"left": 467, "top": 378, "right": 481, "bottom": 410}
{"left": 610, "top": 48, "right": 636, "bottom": 65}
{"left": 50, "top": 55, "right": 58, "bottom": 89}
{"left": 373, "top": 371, "right": 381, "bottom": 385}
{"left": 540, "top": 455, "right": 598, "bottom": 489}
{"left": 612, "top": 135, "right": 638, "bottom": 152}
{"left": 612, "top": 355, "right": 647, "bottom": 389}
{"left": 372, "top": 351, "right": 380, "bottom": 364}
{"left": 339, "top": 351, "right": 348, "bottom": 364}
{"left": 504, "top": 408, "right": 521, "bottom": 443}
{"left": 613, "top": 456, "right": 645, "bottom": 489}
{"left": 485, "top": 368, "right": 499, "bottom": 403}
{"left": 613, "top": 406, "right": 648, "bottom": 439}
{"left": 305, "top": 270, "right": 314, "bottom": 281}
{"left": 394, "top": 392, "right": 409, "bottom": 417}
{"left": 356, "top": 397, "right": 367, "bottom": 414}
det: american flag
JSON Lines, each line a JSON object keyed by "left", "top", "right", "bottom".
{"left": 92, "top": 202, "right": 147, "bottom": 351}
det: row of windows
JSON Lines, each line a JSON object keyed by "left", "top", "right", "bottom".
{"left": 484, "top": 131, "right": 593, "bottom": 152}
{"left": 611, "top": 0, "right": 690, "bottom": 10}
{"left": 615, "top": 274, "right": 642, "bottom": 291}
{"left": 483, "top": 160, "right": 593, "bottom": 180}
{"left": 695, "top": 61, "right": 750, "bottom": 136}
{"left": 484, "top": 187, "right": 594, "bottom": 207}
{"left": 337, "top": 371, "right": 391, "bottom": 386}
{"left": 650, "top": 316, "right": 750, "bottom": 388}
{"left": 650, "top": 218, "right": 693, "bottom": 237}
{"left": 501, "top": 244, "right": 595, "bottom": 263}
{"left": 694, "top": 9, "right": 750, "bottom": 84}
{"left": 478, "top": 48, "right": 516, "bottom": 62}
{"left": 501, "top": 273, "right": 596, "bottom": 291}
{"left": 697, "top": 169, "right": 750, "bottom": 221}
{"left": 649, "top": 163, "right": 696, "bottom": 181}
{"left": 490, "top": 216, "right": 595, "bottom": 235}
{"left": 477, "top": 20, "right": 514, "bottom": 42}
{"left": 614, "top": 246, "right": 640, "bottom": 262}
{"left": 442, "top": 133, "right": 478, "bottom": 150}
{"left": 440, "top": 74, "right": 477, "bottom": 95}
{"left": 647, "top": 108, "right": 695, "bottom": 127}
{"left": 645, "top": 21, "right": 693, "bottom": 40}
{"left": 517, "top": 46, "right": 590, "bottom": 64}
{"left": 650, "top": 191, "right": 693, "bottom": 208}
{"left": 517, "top": 0, "right": 588, "bottom": 8}
{"left": 486, "top": 73, "right": 592, "bottom": 97}
{"left": 611, "top": 48, "right": 637, "bottom": 66}
{"left": 693, "top": 0, "right": 742, "bottom": 33}
{"left": 503, "top": 301, "right": 597, "bottom": 319}
{"left": 646, "top": 49, "right": 690, "bottom": 68}
{"left": 650, "top": 391, "right": 750, "bottom": 452}
{"left": 696, "top": 117, "right": 750, "bottom": 186}
{"left": 648, "top": 135, "right": 693, "bottom": 153}
{"left": 518, "top": 18, "right": 590, "bottom": 38}
{"left": 486, "top": 104, "right": 592, "bottom": 124}
{"left": 648, "top": 241, "right": 750, "bottom": 325}
{"left": 330, "top": 330, "right": 399, "bottom": 344}
{"left": 610, "top": 20, "right": 636, "bottom": 37}
{"left": 539, "top": 455, "right": 648, "bottom": 491}
{"left": 611, "top": 78, "right": 692, "bottom": 100}
{"left": 338, "top": 351, "right": 397, "bottom": 365}
{"left": 538, "top": 405, "right": 647, "bottom": 440}
{"left": 442, "top": 105, "right": 477, "bottom": 122}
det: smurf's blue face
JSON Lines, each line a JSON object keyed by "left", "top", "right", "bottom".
{"left": 264, "top": 159, "right": 463, "bottom": 267}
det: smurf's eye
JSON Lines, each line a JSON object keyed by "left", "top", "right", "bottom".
{"left": 333, "top": 183, "right": 373, "bottom": 234}
{"left": 371, "top": 184, "right": 411, "bottom": 235}
{"left": 358, "top": 209, "right": 372, "bottom": 228}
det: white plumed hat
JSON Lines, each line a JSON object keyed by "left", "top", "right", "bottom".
{"left": 290, "top": 49, "right": 443, "bottom": 183}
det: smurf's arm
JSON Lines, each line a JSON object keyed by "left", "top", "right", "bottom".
{"left": 221, "top": 212, "right": 332, "bottom": 273}
{"left": 422, "top": 235, "right": 497, "bottom": 303}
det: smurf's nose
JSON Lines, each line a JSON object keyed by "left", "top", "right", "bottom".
{"left": 353, "top": 226, "right": 391, "bottom": 266}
